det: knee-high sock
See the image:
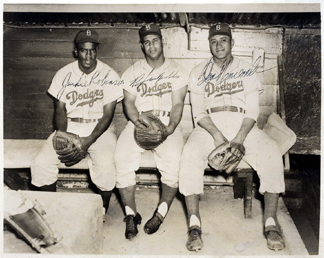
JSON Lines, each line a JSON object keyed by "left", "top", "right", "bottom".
{"left": 98, "top": 189, "right": 112, "bottom": 214}
{"left": 185, "top": 194, "right": 201, "bottom": 228}
{"left": 156, "top": 183, "right": 178, "bottom": 217}
{"left": 118, "top": 185, "right": 137, "bottom": 216}
{"left": 264, "top": 192, "right": 279, "bottom": 231}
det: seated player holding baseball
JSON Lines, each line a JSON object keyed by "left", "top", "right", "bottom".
{"left": 30, "top": 29, "right": 123, "bottom": 215}
{"left": 179, "top": 23, "right": 285, "bottom": 252}
{"left": 114, "top": 24, "right": 188, "bottom": 240}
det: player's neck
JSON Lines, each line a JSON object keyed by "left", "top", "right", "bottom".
{"left": 78, "top": 60, "right": 97, "bottom": 75}
{"left": 212, "top": 55, "right": 233, "bottom": 69}
{"left": 146, "top": 55, "right": 165, "bottom": 70}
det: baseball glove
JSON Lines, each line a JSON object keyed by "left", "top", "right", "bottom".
{"left": 134, "top": 112, "right": 168, "bottom": 150}
{"left": 208, "top": 141, "right": 245, "bottom": 174}
{"left": 52, "top": 131, "right": 87, "bottom": 167}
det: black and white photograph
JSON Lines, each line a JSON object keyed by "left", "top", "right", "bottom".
{"left": 2, "top": 2, "right": 321, "bottom": 256}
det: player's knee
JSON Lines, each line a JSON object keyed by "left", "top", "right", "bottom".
{"left": 116, "top": 173, "right": 136, "bottom": 188}
{"left": 31, "top": 155, "right": 47, "bottom": 171}
{"left": 161, "top": 173, "right": 178, "bottom": 188}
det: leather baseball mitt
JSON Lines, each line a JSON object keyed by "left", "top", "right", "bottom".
{"left": 208, "top": 141, "right": 245, "bottom": 174}
{"left": 52, "top": 131, "right": 87, "bottom": 167}
{"left": 134, "top": 112, "right": 168, "bottom": 150}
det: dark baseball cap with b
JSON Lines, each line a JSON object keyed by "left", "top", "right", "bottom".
{"left": 139, "top": 24, "right": 162, "bottom": 41}
{"left": 75, "top": 29, "right": 100, "bottom": 44}
{"left": 208, "top": 23, "right": 232, "bottom": 39}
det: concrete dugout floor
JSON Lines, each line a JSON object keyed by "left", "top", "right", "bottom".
{"left": 103, "top": 186, "right": 308, "bottom": 256}
{"left": 3, "top": 185, "right": 309, "bottom": 256}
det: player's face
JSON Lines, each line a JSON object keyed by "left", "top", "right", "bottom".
{"left": 209, "top": 35, "right": 233, "bottom": 60}
{"left": 141, "top": 34, "right": 163, "bottom": 60}
{"left": 76, "top": 42, "right": 98, "bottom": 74}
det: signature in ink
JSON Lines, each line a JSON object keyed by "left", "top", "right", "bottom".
{"left": 130, "top": 68, "right": 180, "bottom": 88}
{"left": 197, "top": 56, "right": 261, "bottom": 86}
{"left": 57, "top": 70, "right": 123, "bottom": 99}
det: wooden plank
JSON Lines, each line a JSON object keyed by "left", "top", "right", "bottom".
{"left": 4, "top": 69, "right": 56, "bottom": 87}
{"left": 4, "top": 40, "right": 74, "bottom": 57}
{"left": 189, "top": 27, "right": 283, "bottom": 55}
{"left": 4, "top": 57, "right": 75, "bottom": 71}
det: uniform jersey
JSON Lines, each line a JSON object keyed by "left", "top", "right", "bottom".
{"left": 189, "top": 57, "right": 261, "bottom": 122}
{"left": 122, "top": 58, "right": 188, "bottom": 112}
{"left": 48, "top": 60, "right": 123, "bottom": 119}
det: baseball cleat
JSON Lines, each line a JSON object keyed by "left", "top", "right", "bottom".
{"left": 144, "top": 211, "right": 164, "bottom": 234}
{"left": 265, "top": 230, "right": 285, "bottom": 251}
{"left": 186, "top": 226, "right": 203, "bottom": 251}
{"left": 124, "top": 213, "right": 142, "bottom": 240}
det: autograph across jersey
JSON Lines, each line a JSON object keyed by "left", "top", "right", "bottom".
{"left": 48, "top": 60, "right": 123, "bottom": 119}
{"left": 189, "top": 57, "right": 262, "bottom": 121}
{"left": 122, "top": 58, "right": 189, "bottom": 112}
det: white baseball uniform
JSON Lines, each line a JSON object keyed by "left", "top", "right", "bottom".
{"left": 179, "top": 57, "right": 285, "bottom": 196}
{"left": 31, "top": 60, "right": 123, "bottom": 191}
{"left": 115, "top": 58, "right": 189, "bottom": 188}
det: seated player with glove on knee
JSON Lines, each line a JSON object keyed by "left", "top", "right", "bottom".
{"left": 114, "top": 24, "right": 188, "bottom": 240}
{"left": 179, "top": 23, "right": 286, "bottom": 252}
{"left": 30, "top": 29, "right": 123, "bottom": 215}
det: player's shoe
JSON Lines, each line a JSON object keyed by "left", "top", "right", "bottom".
{"left": 186, "top": 226, "right": 203, "bottom": 251}
{"left": 124, "top": 213, "right": 142, "bottom": 240}
{"left": 144, "top": 211, "right": 164, "bottom": 234}
{"left": 265, "top": 230, "right": 285, "bottom": 251}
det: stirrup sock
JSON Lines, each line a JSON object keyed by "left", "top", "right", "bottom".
{"left": 189, "top": 214, "right": 201, "bottom": 228}
{"left": 157, "top": 202, "right": 168, "bottom": 217}
{"left": 125, "top": 206, "right": 135, "bottom": 216}
{"left": 265, "top": 217, "right": 276, "bottom": 227}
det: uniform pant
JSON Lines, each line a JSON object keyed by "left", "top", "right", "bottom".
{"left": 115, "top": 120, "right": 184, "bottom": 188}
{"left": 31, "top": 122, "right": 117, "bottom": 191}
{"left": 179, "top": 112, "right": 285, "bottom": 196}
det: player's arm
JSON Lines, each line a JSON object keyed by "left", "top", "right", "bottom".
{"left": 190, "top": 91, "right": 228, "bottom": 147}
{"left": 54, "top": 99, "right": 67, "bottom": 132}
{"left": 80, "top": 101, "right": 117, "bottom": 150}
{"left": 166, "top": 85, "right": 188, "bottom": 135}
{"left": 231, "top": 90, "right": 259, "bottom": 145}
{"left": 123, "top": 89, "right": 143, "bottom": 125}
{"left": 231, "top": 118, "right": 255, "bottom": 145}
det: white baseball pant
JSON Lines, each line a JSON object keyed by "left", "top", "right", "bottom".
{"left": 179, "top": 112, "right": 285, "bottom": 196}
{"left": 31, "top": 122, "right": 117, "bottom": 191}
{"left": 115, "top": 120, "right": 184, "bottom": 189}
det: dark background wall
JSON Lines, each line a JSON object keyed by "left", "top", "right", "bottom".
{"left": 3, "top": 10, "right": 321, "bottom": 252}
{"left": 3, "top": 27, "right": 142, "bottom": 139}
{"left": 282, "top": 28, "right": 321, "bottom": 155}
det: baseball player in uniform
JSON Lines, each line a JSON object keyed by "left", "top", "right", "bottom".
{"left": 179, "top": 23, "right": 285, "bottom": 251}
{"left": 114, "top": 24, "right": 188, "bottom": 240}
{"left": 31, "top": 29, "right": 123, "bottom": 214}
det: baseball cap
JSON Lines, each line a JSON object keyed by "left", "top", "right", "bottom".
{"left": 75, "top": 29, "right": 100, "bottom": 44}
{"left": 208, "top": 23, "right": 232, "bottom": 39}
{"left": 139, "top": 24, "right": 162, "bottom": 41}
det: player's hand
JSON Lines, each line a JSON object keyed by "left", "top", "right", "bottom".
{"left": 135, "top": 118, "right": 149, "bottom": 130}
{"left": 79, "top": 136, "right": 92, "bottom": 152}
{"left": 213, "top": 132, "right": 228, "bottom": 148}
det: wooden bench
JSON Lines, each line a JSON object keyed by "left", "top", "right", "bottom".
{"left": 3, "top": 95, "right": 256, "bottom": 219}
{"left": 4, "top": 55, "right": 291, "bottom": 219}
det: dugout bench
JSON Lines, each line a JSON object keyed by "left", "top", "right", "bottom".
{"left": 3, "top": 56, "right": 292, "bottom": 219}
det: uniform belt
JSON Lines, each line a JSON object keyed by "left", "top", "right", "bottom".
{"left": 206, "top": 106, "right": 246, "bottom": 114}
{"left": 142, "top": 110, "right": 170, "bottom": 117}
{"left": 68, "top": 118, "right": 101, "bottom": 123}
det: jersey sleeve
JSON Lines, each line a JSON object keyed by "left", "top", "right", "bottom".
{"left": 47, "top": 69, "right": 67, "bottom": 102}
{"left": 188, "top": 64, "right": 205, "bottom": 94}
{"left": 102, "top": 67, "right": 124, "bottom": 105}
{"left": 171, "top": 62, "right": 189, "bottom": 91}
{"left": 121, "top": 66, "right": 138, "bottom": 96}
